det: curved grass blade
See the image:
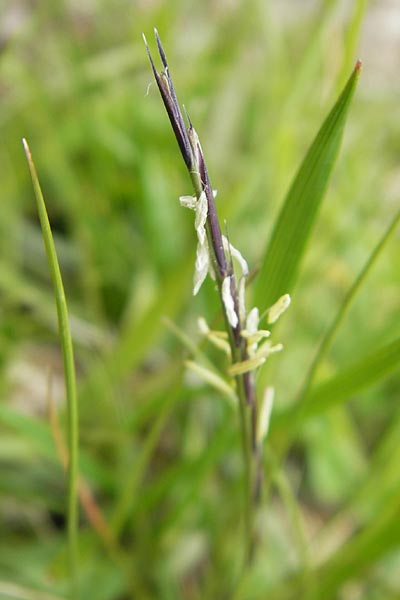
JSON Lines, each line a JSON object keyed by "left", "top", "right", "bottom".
{"left": 110, "top": 376, "right": 184, "bottom": 537}
{"left": 273, "top": 207, "right": 400, "bottom": 435}
{"left": 302, "top": 208, "right": 400, "bottom": 392}
{"left": 301, "top": 337, "right": 400, "bottom": 420}
{"left": 272, "top": 338, "right": 400, "bottom": 432}
{"left": 23, "top": 139, "right": 79, "bottom": 598}
{"left": 254, "top": 61, "right": 361, "bottom": 310}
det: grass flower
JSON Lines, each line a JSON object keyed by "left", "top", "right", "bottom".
{"left": 143, "top": 28, "right": 290, "bottom": 561}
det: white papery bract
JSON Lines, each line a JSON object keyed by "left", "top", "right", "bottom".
{"left": 195, "top": 191, "right": 207, "bottom": 245}
{"left": 222, "top": 276, "right": 239, "bottom": 328}
{"left": 222, "top": 235, "right": 249, "bottom": 277}
{"left": 180, "top": 191, "right": 212, "bottom": 295}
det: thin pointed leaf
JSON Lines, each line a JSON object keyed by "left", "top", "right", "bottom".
{"left": 23, "top": 139, "right": 79, "bottom": 595}
{"left": 303, "top": 337, "right": 400, "bottom": 419}
{"left": 272, "top": 338, "right": 400, "bottom": 431}
{"left": 255, "top": 62, "right": 361, "bottom": 309}
{"left": 280, "top": 207, "right": 400, "bottom": 432}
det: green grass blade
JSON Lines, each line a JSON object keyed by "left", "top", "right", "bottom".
{"left": 302, "top": 337, "right": 400, "bottom": 419}
{"left": 272, "top": 338, "right": 400, "bottom": 432}
{"left": 111, "top": 378, "right": 183, "bottom": 537}
{"left": 283, "top": 207, "right": 400, "bottom": 428}
{"left": 254, "top": 62, "right": 361, "bottom": 310}
{"left": 23, "top": 139, "right": 79, "bottom": 598}
{"left": 305, "top": 208, "right": 400, "bottom": 385}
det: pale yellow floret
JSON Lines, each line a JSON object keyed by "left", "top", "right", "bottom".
{"left": 257, "top": 386, "right": 275, "bottom": 445}
{"left": 227, "top": 355, "right": 267, "bottom": 376}
{"left": 197, "top": 316, "right": 210, "bottom": 335}
{"left": 255, "top": 341, "right": 283, "bottom": 359}
{"left": 241, "top": 329, "right": 271, "bottom": 344}
{"left": 267, "top": 293, "right": 291, "bottom": 324}
{"left": 197, "top": 317, "right": 231, "bottom": 356}
{"left": 228, "top": 343, "right": 283, "bottom": 376}
{"left": 207, "top": 334, "right": 231, "bottom": 356}
{"left": 238, "top": 277, "right": 246, "bottom": 324}
{"left": 185, "top": 360, "right": 236, "bottom": 403}
{"left": 246, "top": 306, "right": 259, "bottom": 333}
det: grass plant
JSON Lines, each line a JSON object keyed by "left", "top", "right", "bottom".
{"left": 1, "top": 2, "right": 400, "bottom": 599}
{"left": 143, "top": 28, "right": 293, "bottom": 564}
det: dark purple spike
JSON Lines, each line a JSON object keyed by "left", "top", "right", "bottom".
{"left": 197, "top": 145, "right": 227, "bottom": 277}
{"left": 154, "top": 28, "right": 168, "bottom": 70}
{"left": 143, "top": 31, "right": 193, "bottom": 168}
{"left": 153, "top": 29, "right": 189, "bottom": 155}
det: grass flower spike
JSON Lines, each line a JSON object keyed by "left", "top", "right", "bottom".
{"left": 144, "top": 28, "right": 290, "bottom": 561}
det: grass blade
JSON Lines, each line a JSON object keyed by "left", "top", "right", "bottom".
{"left": 272, "top": 338, "right": 400, "bottom": 431}
{"left": 276, "top": 207, "right": 400, "bottom": 433}
{"left": 22, "top": 139, "right": 79, "bottom": 598}
{"left": 254, "top": 62, "right": 361, "bottom": 309}
{"left": 302, "top": 208, "right": 400, "bottom": 390}
{"left": 302, "top": 337, "right": 400, "bottom": 419}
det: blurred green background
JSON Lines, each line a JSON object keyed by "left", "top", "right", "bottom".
{"left": 1, "top": 1, "right": 399, "bottom": 599}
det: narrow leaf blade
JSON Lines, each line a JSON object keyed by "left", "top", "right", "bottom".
{"left": 23, "top": 139, "right": 79, "bottom": 595}
{"left": 272, "top": 338, "right": 400, "bottom": 431}
{"left": 303, "top": 337, "right": 400, "bottom": 419}
{"left": 255, "top": 62, "right": 361, "bottom": 309}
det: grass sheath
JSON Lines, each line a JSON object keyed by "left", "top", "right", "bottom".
{"left": 22, "top": 139, "right": 80, "bottom": 598}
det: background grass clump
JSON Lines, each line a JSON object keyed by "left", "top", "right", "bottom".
{"left": 1, "top": 1, "right": 400, "bottom": 599}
